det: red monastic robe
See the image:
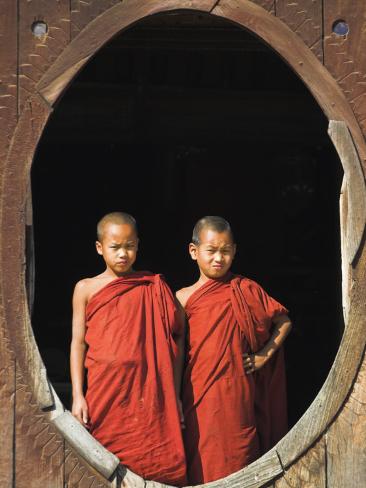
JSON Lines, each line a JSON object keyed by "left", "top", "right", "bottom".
{"left": 182, "top": 273, "right": 288, "bottom": 485}
{"left": 85, "top": 271, "right": 187, "bottom": 486}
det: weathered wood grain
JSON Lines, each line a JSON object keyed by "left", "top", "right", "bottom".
{"left": 0, "top": 2, "right": 18, "bottom": 484}
{"left": 326, "top": 351, "right": 366, "bottom": 488}
{"left": 25, "top": 182, "right": 35, "bottom": 313}
{"left": 249, "top": 0, "right": 275, "bottom": 14}
{"left": 324, "top": 0, "right": 366, "bottom": 139}
{"left": 15, "top": 368, "right": 64, "bottom": 488}
{"left": 53, "top": 411, "right": 120, "bottom": 479}
{"left": 328, "top": 120, "right": 366, "bottom": 265}
{"left": 18, "top": 0, "right": 71, "bottom": 113}
{"left": 119, "top": 468, "right": 148, "bottom": 488}
{"left": 0, "top": 0, "right": 18, "bottom": 158}
{"left": 1, "top": 94, "right": 54, "bottom": 409}
{"left": 65, "top": 442, "right": 112, "bottom": 488}
{"left": 193, "top": 449, "right": 283, "bottom": 488}
{"left": 276, "top": 0, "right": 323, "bottom": 61}
{"left": 71, "top": 0, "right": 121, "bottom": 39}
{"left": 339, "top": 177, "right": 351, "bottom": 324}
{"left": 0, "top": 331, "right": 15, "bottom": 487}
{"left": 274, "top": 438, "right": 326, "bottom": 488}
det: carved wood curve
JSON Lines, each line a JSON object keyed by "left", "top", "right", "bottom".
{"left": 1, "top": 1, "right": 366, "bottom": 487}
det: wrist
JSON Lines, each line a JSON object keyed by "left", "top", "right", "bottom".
{"left": 72, "top": 390, "right": 85, "bottom": 399}
{"left": 258, "top": 348, "right": 272, "bottom": 364}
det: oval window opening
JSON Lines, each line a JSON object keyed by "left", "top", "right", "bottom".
{"left": 30, "top": 10, "right": 344, "bottom": 483}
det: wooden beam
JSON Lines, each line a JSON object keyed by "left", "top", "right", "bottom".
{"left": 18, "top": 0, "right": 71, "bottom": 114}
{"left": 71, "top": 0, "right": 120, "bottom": 39}
{"left": 274, "top": 438, "right": 326, "bottom": 488}
{"left": 324, "top": 0, "right": 366, "bottom": 138}
{"left": 53, "top": 411, "right": 120, "bottom": 479}
{"left": 339, "top": 177, "right": 351, "bottom": 324}
{"left": 328, "top": 120, "right": 366, "bottom": 265}
{"left": 64, "top": 442, "right": 112, "bottom": 487}
{"left": 15, "top": 368, "right": 64, "bottom": 488}
{"left": 192, "top": 450, "right": 283, "bottom": 488}
{"left": 0, "top": 0, "right": 18, "bottom": 485}
{"left": 0, "top": 336, "right": 15, "bottom": 487}
{"left": 326, "top": 352, "right": 366, "bottom": 488}
{"left": 276, "top": 0, "right": 323, "bottom": 62}
{"left": 0, "top": 94, "right": 55, "bottom": 409}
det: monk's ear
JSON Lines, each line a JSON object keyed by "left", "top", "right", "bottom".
{"left": 96, "top": 241, "right": 103, "bottom": 255}
{"left": 189, "top": 242, "right": 198, "bottom": 261}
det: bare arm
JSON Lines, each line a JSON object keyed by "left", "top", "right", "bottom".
{"left": 243, "top": 314, "right": 292, "bottom": 374}
{"left": 70, "top": 280, "right": 89, "bottom": 425}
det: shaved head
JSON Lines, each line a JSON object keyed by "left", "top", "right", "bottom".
{"left": 192, "top": 216, "right": 234, "bottom": 245}
{"left": 97, "top": 212, "right": 137, "bottom": 241}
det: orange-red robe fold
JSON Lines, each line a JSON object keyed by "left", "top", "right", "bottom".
{"left": 182, "top": 273, "right": 288, "bottom": 485}
{"left": 85, "top": 271, "right": 187, "bottom": 486}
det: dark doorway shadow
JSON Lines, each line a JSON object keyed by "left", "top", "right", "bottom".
{"left": 31, "top": 11, "right": 344, "bottom": 428}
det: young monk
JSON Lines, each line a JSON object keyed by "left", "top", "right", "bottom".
{"left": 177, "top": 216, "right": 292, "bottom": 485}
{"left": 70, "top": 212, "right": 187, "bottom": 486}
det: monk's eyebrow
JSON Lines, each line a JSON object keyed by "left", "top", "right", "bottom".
{"left": 205, "top": 244, "right": 232, "bottom": 249}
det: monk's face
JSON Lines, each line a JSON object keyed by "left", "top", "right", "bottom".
{"left": 190, "top": 228, "right": 236, "bottom": 280}
{"left": 96, "top": 222, "right": 138, "bottom": 275}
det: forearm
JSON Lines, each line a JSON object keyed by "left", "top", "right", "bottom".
{"left": 70, "top": 341, "right": 87, "bottom": 397}
{"left": 259, "top": 314, "right": 292, "bottom": 361}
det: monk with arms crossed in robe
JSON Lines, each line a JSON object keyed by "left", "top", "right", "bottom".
{"left": 177, "top": 216, "right": 292, "bottom": 485}
{"left": 70, "top": 212, "right": 187, "bottom": 486}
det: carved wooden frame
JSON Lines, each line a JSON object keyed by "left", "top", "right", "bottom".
{"left": 2, "top": 1, "right": 366, "bottom": 486}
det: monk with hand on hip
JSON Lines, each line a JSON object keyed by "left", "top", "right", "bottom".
{"left": 70, "top": 212, "right": 187, "bottom": 486}
{"left": 177, "top": 216, "right": 292, "bottom": 485}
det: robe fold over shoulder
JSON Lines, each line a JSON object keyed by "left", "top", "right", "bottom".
{"left": 182, "top": 273, "right": 288, "bottom": 485}
{"left": 85, "top": 271, "right": 187, "bottom": 486}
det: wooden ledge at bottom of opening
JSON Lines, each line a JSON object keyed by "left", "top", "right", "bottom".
{"left": 52, "top": 410, "right": 120, "bottom": 480}
{"left": 50, "top": 406, "right": 284, "bottom": 488}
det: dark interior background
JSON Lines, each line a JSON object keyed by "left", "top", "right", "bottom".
{"left": 31, "top": 12, "right": 344, "bottom": 427}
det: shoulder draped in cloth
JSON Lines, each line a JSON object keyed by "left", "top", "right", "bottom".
{"left": 85, "top": 271, "right": 187, "bottom": 486}
{"left": 182, "top": 273, "right": 288, "bottom": 485}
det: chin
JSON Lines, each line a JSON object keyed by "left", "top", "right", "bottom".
{"left": 115, "top": 266, "right": 132, "bottom": 274}
{"left": 209, "top": 270, "right": 227, "bottom": 279}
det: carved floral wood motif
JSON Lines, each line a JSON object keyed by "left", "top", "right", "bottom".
{"left": 1, "top": 1, "right": 366, "bottom": 487}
